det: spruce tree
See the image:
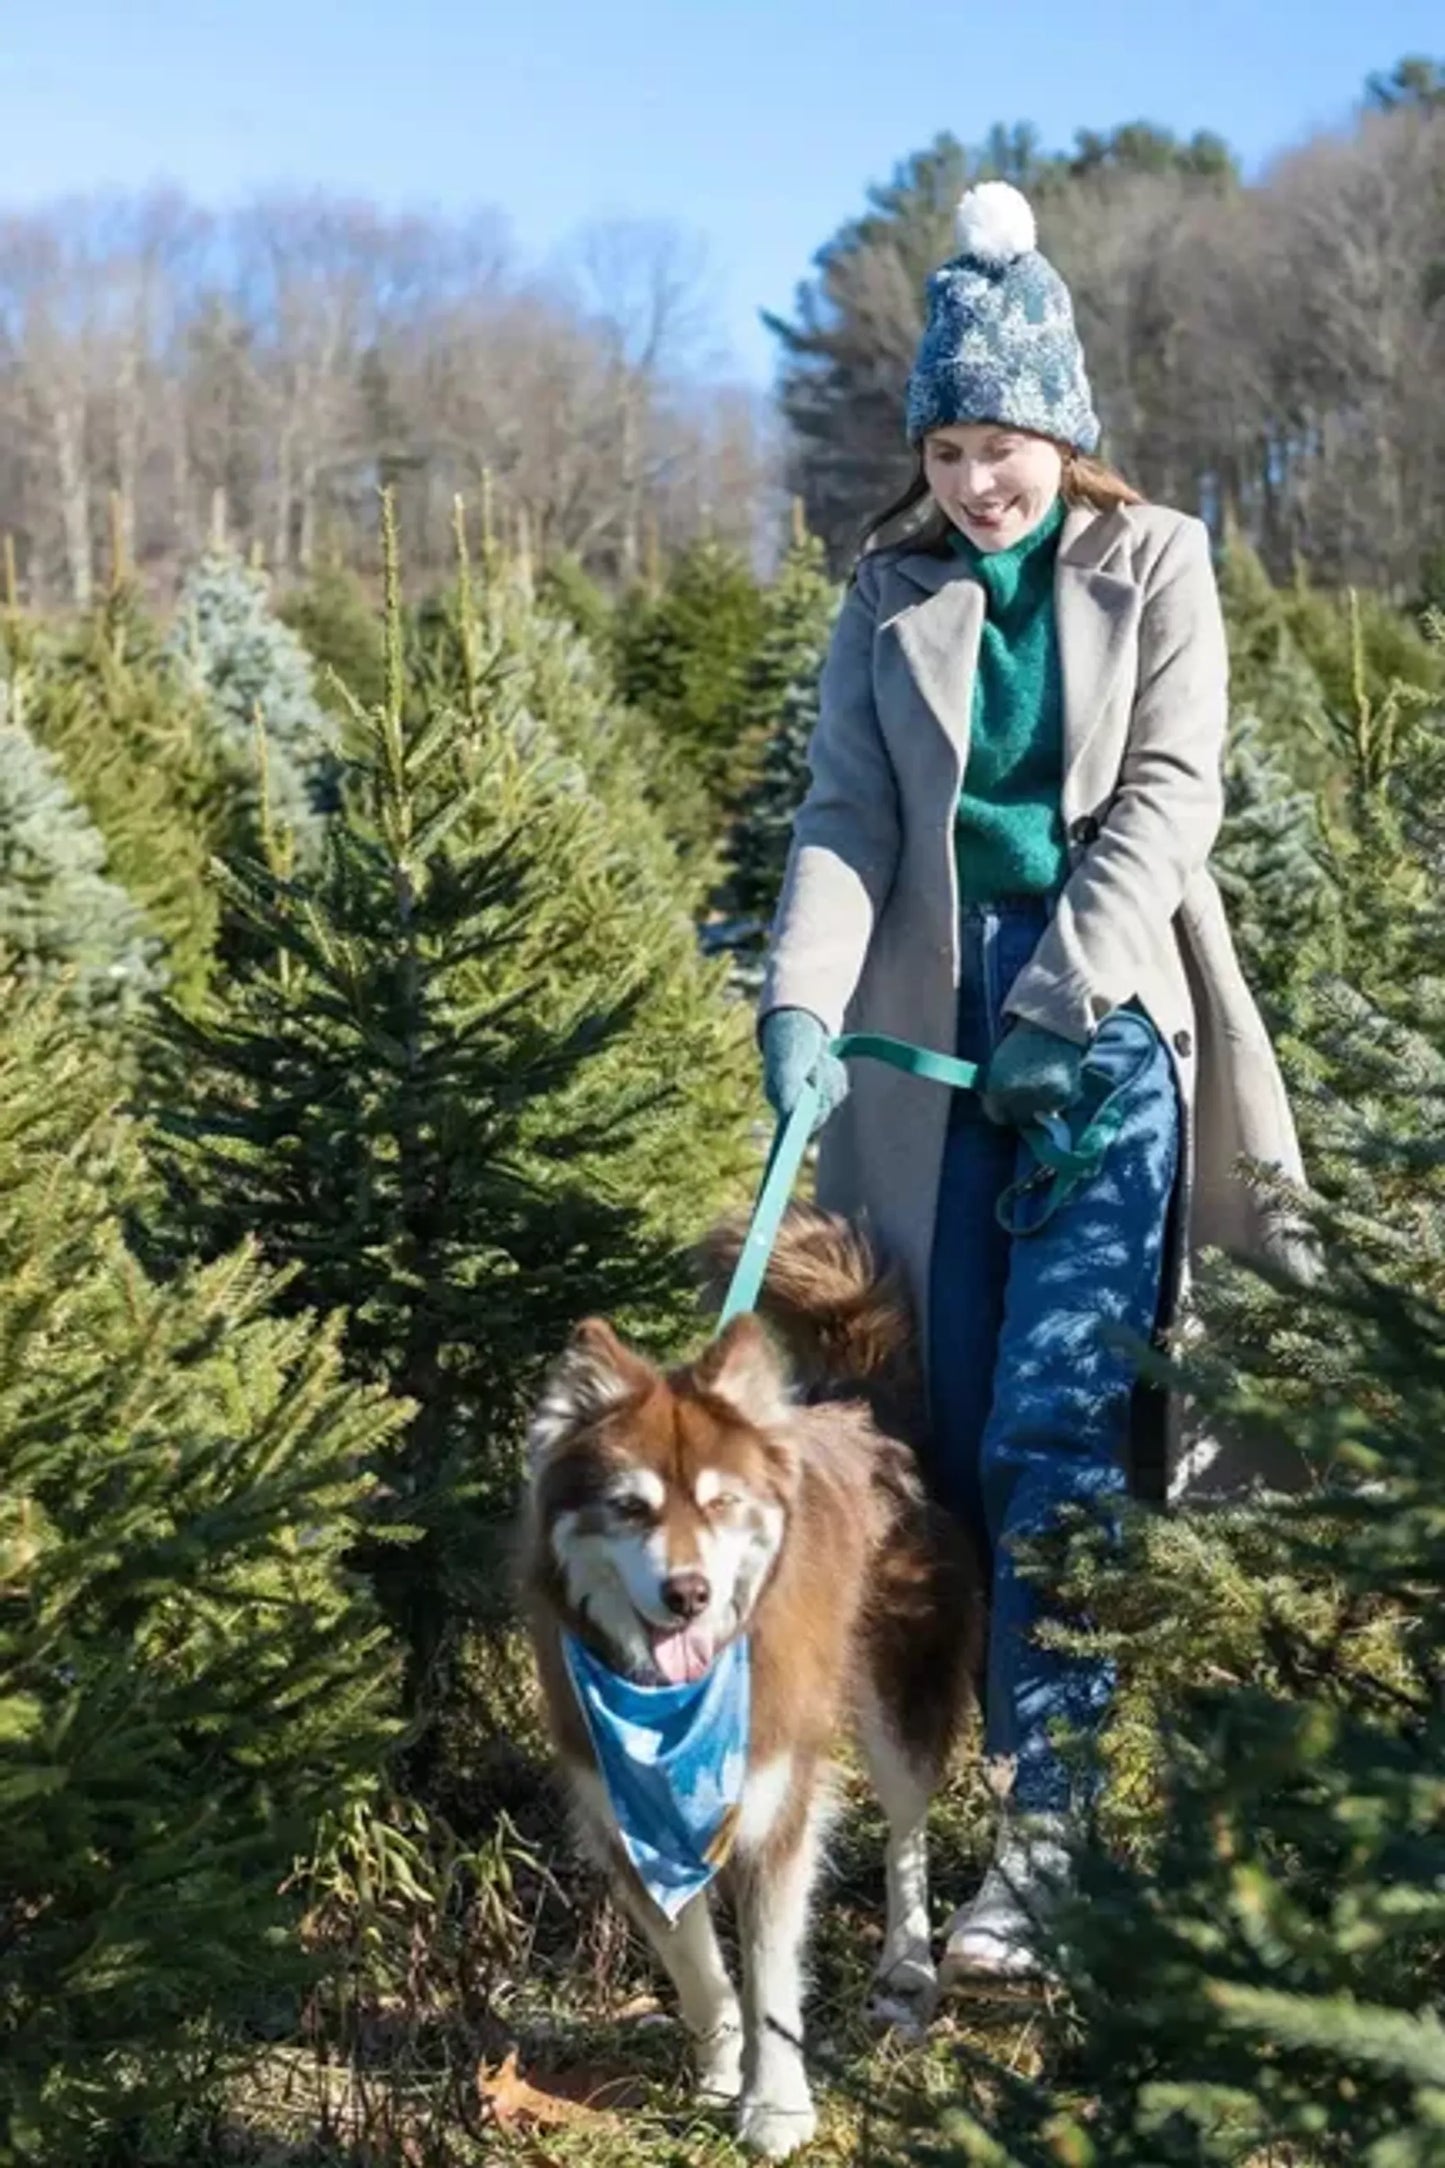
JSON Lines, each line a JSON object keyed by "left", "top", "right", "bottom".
{"left": 535, "top": 550, "right": 618, "bottom": 664}
{"left": 1281, "top": 566, "right": 1445, "bottom": 725}
{"left": 0, "top": 694, "right": 161, "bottom": 1014}
{"left": 1212, "top": 708, "right": 1338, "bottom": 1002}
{"left": 16, "top": 583, "right": 222, "bottom": 1010}
{"left": 614, "top": 535, "right": 765, "bottom": 835}
{"left": 0, "top": 986, "right": 401, "bottom": 2163}
{"left": 278, "top": 557, "right": 388, "bottom": 722}
{"left": 166, "top": 547, "right": 340, "bottom": 856}
{"left": 1216, "top": 535, "right": 1337, "bottom": 794}
{"left": 713, "top": 522, "right": 838, "bottom": 974}
{"left": 150, "top": 503, "right": 753, "bottom": 1712}
{"left": 932, "top": 621, "right": 1445, "bottom": 2168}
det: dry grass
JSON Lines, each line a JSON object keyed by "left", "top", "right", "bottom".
{"left": 215, "top": 1645, "right": 1060, "bottom": 2166}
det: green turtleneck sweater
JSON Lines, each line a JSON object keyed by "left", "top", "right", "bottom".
{"left": 951, "top": 498, "right": 1068, "bottom": 904}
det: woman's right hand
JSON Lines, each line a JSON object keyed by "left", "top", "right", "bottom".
{"left": 759, "top": 1008, "right": 850, "bottom": 1135}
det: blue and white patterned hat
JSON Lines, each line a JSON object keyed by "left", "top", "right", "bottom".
{"left": 905, "top": 182, "right": 1100, "bottom": 453}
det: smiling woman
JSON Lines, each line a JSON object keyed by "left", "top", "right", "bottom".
{"left": 757, "top": 176, "right": 1305, "bottom": 1987}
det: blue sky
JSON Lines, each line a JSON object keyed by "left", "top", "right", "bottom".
{"left": 0, "top": 2, "right": 1438, "bottom": 381}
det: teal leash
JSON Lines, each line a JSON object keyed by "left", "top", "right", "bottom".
{"left": 716, "top": 1018, "right": 1156, "bottom": 1330}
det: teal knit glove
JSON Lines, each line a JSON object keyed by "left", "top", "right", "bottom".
{"left": 982, "top": 1020, "right": 1086, "bottom": 1129}
{"left": 760, "top": 1008, "right": 850, "bottom": 1135}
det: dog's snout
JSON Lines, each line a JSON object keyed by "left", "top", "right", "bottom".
{"left": 661, "top": 1570, "right": 710, "bottom": 1619}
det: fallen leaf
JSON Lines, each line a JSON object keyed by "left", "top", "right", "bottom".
{"left": 478, "top": 2048, "right": 626, "bottom": 2130}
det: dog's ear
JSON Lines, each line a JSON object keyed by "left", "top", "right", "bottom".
{"left": 527, "top": 1318, "right": 655, "bottom": 1467}
{"left": 692, "top": 1314, "right": 792, "bottom": 1433}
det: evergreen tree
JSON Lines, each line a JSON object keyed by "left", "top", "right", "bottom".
{"left": 933, "top": 622, "right": 1445, "bottom": 2168}
{"left": 767, "top": 125, "right": 1237, "bottom": 563}
{"left": 1282, "top": 567, "right": 1445, "bottom": 725}
{"left": 166, "top": 548, "right": 340, "bottom": 856}
{"left": 16, "top": 584, "right": 221, "bottom": 1010}
{"left": 150, "top": 504, "right": 753, "bottom": 1712}
{"left": 278, "top": 557, "right": 388, "bottom": 722}
{"left": 417, "top": 528, "right": 720, "bottom": 906}
{"left": 536, "top": 550, "right": 618, "bottom": 664}
{"left": 614, "top": 535, "right": 765, "bottom": 828}
{"left": 712, "top": 523, "right": 839, "bottom": 976}
{"left": 1212, "top": 708, "right": 1338, "bottom": 1002}
{"left": 0, "top": 695, "right": 161, "bottom": 1014}
{"left": 1217, "top": 536, "right": 1337, "bottom": 794}
{"left": 0, "top": 986, "right": 401, "bottom": 2162}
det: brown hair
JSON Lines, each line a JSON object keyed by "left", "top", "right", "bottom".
{"left": 857, "top": 439, "right": 1143, "bottom": 565}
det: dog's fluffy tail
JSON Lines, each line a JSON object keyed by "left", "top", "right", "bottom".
{"left": 696, "top": 1201, "right": 917, "bottom": 1400}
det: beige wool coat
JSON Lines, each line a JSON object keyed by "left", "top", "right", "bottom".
{"left": 760, "top": 501, "right": 1308, "bottom": 1502}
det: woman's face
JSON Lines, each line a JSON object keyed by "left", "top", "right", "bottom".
{"left": 921, "top": 424, "right": 1064, "bottom": 552}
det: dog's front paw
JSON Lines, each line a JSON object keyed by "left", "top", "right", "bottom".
{"left": 738, "top": 2089, "right": 818, "bottom": 2159}
{"left": 865, "top": 1951, "right": 938, "bottom": 2037}
{"left": 694, "top": 2018, "right": 744, "bottom": 2103}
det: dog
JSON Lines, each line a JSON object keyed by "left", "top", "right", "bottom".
{"left": 522, "top": 1204, "right": 982, "bottom": 2159}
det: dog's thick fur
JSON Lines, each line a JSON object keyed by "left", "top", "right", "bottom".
{"left": 522, "top": 1204, "right": 982, "bottom": 2159}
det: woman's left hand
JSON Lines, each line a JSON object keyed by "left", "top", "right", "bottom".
{"left": 982, "top": 1021, "right": 1086, "bottom": 1128}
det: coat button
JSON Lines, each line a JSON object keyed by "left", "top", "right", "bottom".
{"left": 1070, "top": 814, "right": 1100, "bottom": 846}
{"left": 1173, "top": 1029, "right": 1193, "bottom": 1057}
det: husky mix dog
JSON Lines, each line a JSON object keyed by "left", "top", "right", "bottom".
{"left": 521, "top": 1206, "right": 982, "bottom": 2159}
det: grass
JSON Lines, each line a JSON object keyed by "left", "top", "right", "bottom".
{"left": 215, "top": 1641, "right": 1059, "bottom": 2166}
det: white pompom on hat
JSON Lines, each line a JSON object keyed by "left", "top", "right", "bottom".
{"left": 953, "top": 180, "right": 1038, "bottom": 266}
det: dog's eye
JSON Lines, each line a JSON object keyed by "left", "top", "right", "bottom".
{"left": 707, "top": 1491, "right": 744, "bottom": 1513}
{"left": 610, "top": 1496, "right": 656, "bottom": 1526}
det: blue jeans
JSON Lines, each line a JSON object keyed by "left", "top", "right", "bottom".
{"left": 927, "top": 899, "right": 1179, "bottom": 1813}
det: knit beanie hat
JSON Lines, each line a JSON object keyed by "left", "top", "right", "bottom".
{"left": 905, "top": 182, "right": 1100, "bottom": 453}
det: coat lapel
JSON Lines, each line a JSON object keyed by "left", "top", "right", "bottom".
{"left": 1055, "top": 506, "right": 1140, "bottom": 793}
{"left": 889, "top": 550, "right": 983, "bottom": 769}
{"left": 888, "top": 504, "right": 1141, "bottom": 788}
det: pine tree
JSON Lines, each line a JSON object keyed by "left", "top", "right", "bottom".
{"left": 713, "top": 523, "right": 838, "bottom": 972}
{"left": 149, "top": 503, "right": 754, "bottom": 1713}
{"left": 16, "top": 583, "right": 222, "bottom": 1010}
{"left": 166, "top": 547, "right": 340, "bottom": 856}
{"left": 0, "top": 985, "right": 401, "bottom": 2162}
{"left": 0, "top": 688, "right": 161, "bottom": 1013}
{"left": 932, "top": 621, "right": 1445, "bottom": 2168}
{"left": 614, "top": 535, "right": 765, "bottom": 839}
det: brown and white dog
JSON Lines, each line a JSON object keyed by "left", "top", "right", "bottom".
{"left": 522, "top": 1205, "right": 982, "bottom": 2159}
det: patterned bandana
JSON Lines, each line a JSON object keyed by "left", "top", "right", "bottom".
{"left": 564, "top": 1631, "right": 751, "bottom": 1921}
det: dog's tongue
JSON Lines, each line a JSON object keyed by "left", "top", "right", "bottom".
{"left": 649, "top": 1622, "right": 716, "bottom": 1685}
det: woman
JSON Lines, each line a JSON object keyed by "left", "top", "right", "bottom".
{"left": 758, "top": 182, "right": 1304, "bottom": 1980}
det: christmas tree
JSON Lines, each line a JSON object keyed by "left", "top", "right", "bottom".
{"left": 17, "top": 582, "right": 222, "bottom": 1010}
{"left": 278, "top": 556, "right": 388, "bottom": 723}
{"left": 166, "top": 547, "right": 340, "bottom": 857}
{"left": 1211, "top": 707, "right": 1338, "bottom": 1003}
{"left": 0, "top": 684, "right": 161, "bottom": 1013}
{"left": 933, "top": 620, "right": 1445, "bottom": 2168}
{"left": 1216, "top": 535, "right": 1337, "bottom": 795}
{"left": 713, "top": 520, "right": 839, "bottom": 975}
{"left": 150, "top": 502, "right": 753, "bottom": 1714}
{"left": 0, "top": 985, "right": 401, "bottom": 2162}
{"left": 614, "top": 534, "right": 765, "bottom": 849}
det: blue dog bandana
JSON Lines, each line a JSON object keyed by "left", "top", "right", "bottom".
{"left": 563, "top": 1632, "right": 751, "bottom": 1921}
